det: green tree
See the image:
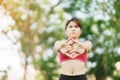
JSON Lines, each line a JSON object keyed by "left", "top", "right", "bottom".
{"left": 63, "top": 0, "right": 120, "bottom": 80}
{"left": 0, "top": 0, "right": 66, "bottom": 80}
{"left": 1, "top": 0, "right": 120, "bottom": 80}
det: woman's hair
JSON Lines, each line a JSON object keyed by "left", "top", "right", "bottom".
{"left": 65, "top": 17, "right": 82, "bottom": 30}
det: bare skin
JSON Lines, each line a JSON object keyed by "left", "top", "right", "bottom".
{"left": 54, "top": 21, "right": 92, "bottom": 76}
{"left": 61, "top": 60, "right": 87, "bottom": 75}
{"left": 54, "top": 38, "right": 92, "bottom": 76}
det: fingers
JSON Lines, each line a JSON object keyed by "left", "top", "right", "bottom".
{"left": 65, "top": 45, "right": 72, "bottom": 51}
{"left": 64, "top": 52, "right": 79, "bottom": 58}
{"left": 64, "top": 51, "right": 84, "bottom": 58}
{"left": 72, "top": 54, "right": 79, "bottom": 58}
{"left": 67, "top": 40, "right": 73, "bottom": 45}
{"left": 78, "top": 48, "right": 85, "bottom": 54}
{"left": 59, "top": 48, "right": 68, "bottom": 53}
{"left": 66, "top": 35, "right": 75, "bottom": 42}
{"left": 64, "top": 53, "right": 73, "bottom": 58}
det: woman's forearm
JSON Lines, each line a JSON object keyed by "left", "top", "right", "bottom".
{"left": 83, "top": 41, "right": 92, "bottom": 53}
{"left": 54, "top": 40, "right": 66, "bottom": 51}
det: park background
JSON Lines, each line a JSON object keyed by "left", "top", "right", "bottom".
{"left": 0, "top": 0, "right": 120, "bottom": 80}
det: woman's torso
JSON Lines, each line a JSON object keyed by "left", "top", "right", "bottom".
{"left": 59, "top": 52, "right": 88, "bottom": 75}
{"left": 58, "top": 40, "right": 88, "bottom": 76}
{"left": 60, "top": 60, "right": 87, "bottom": 76}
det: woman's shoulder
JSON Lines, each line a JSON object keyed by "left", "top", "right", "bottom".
{"left": 55, "top": 39, "right": 66, "bottom": 43}
{"left": 81, "top": 40, "right": 93, "bottom": 49}
{"left": 82, "top": 40, "right": 92, "bottom": 43}
{"left": 79, "top": 38, "right": 92, "bottom": 43}
{"left": 79, "top": 39, "right": 92, "bottom": 45}
{"left": 84, "top": 41, "right": 92, "bottom": 45}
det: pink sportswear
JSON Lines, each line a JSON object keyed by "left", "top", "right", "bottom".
{"left": 59, "top": 52, "right": 88, "bottom": 63}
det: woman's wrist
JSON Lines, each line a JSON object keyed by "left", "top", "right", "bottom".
{"left": 77, "top": 48, "right": 86, "bottom": 54}
{"left": 59, "top": 48, "right": 68, "bottom": 53}
{"left": 83, "top": 41, "right": 92, "bottom": 53}
{"left": 55, "top": 40, "right": 66, "bottom": 51}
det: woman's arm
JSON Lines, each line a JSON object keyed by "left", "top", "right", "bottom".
{"left": 68, "top": 41, "right": 92, "bottom": 58}
{"left": 54, "top": 40, "right": 66, "bottom": 52}
{"left": 54, "top": 40, "right": 75, "bottom": 58}
{"left": 73, "top": 40, "right": 92, "bottom": 53}
{"left": 83, "top": 41, "right": 92, "bottom": 53}
{"left": 54, "top": 38, "right": 73, "bottom": 53}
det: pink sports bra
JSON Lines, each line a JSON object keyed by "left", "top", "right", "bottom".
{"left": 59, "top": 52, "right": 88, "bottom": 63}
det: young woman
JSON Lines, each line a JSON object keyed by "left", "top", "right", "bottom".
{"left": 54, "top": 18, "right": 92, "bottom": 80}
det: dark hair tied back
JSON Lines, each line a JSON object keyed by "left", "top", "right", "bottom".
{"left": 65, "top": 17, "right": 82, "bottom": 30}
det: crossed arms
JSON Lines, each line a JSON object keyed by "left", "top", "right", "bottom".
{"left": 54, "top": 37, "right": 92, "bottom": 58}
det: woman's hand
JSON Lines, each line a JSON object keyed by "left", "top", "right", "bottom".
{"left": 83, "top": 41, "right": 92, "bottom": 53}
{"left": 69, "top": 48, "right": 85, "bottom": 58}
{"left": 54, "top": 40, "right": 66, "bottom": 52}
{"left": 71, "top": 53, "right": 79, "bottom": 58}
{"left": 70, "top": 42, "right": 85, "bottom": 53}
{"left": 64, "top": 53, "right": 74, "bottom": 58}
{"left": 64, "top": 52, "right": 80, "bottom": 58}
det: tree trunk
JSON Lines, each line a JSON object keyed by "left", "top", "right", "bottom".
{"left": 95, "top": 55, "right": 107, "bottom": 80}
{"left": 23, "top": 55, "right": 28, "bottom": 80}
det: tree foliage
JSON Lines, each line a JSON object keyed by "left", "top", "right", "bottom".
{"left": 0, "top": 0, "right": 120, "bottom": 80}
{"left": 63, "top": 0, "right": 120, "bottom": 80}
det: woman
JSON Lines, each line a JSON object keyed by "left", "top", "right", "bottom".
{"left": 54, "top": 18, "right": 92, "bottom": 80}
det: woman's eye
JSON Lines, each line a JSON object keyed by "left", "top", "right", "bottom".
{"left": 69, "top": 26, "right": 72, "bottom": 28}
{"left": 68, "top": 25, "right": 79, "bottom": 28}
{"left": 75, "top": 26, "right": 79, "bottom": 28}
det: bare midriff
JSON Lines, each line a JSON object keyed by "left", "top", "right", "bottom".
{"left": 60, "top": 60, "right": 87, "bottom": 76}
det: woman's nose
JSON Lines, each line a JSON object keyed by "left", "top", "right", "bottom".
{"left": 72, "top": 27, "right": 76, "bottom": 31}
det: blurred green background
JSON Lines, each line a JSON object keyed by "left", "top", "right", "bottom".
{"left": 0, "top": 0, "right": 120, "bottom": 80}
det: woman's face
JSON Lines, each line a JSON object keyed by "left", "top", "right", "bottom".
{"left": 65, "top": 21, "right": 82, "bottom": 39}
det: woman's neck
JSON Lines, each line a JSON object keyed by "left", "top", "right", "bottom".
{"left": 72, "top": 38, "right": 79, "bottom": 41}
{"left": 67, "top": 36, "right": 80, "bottom": 41}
